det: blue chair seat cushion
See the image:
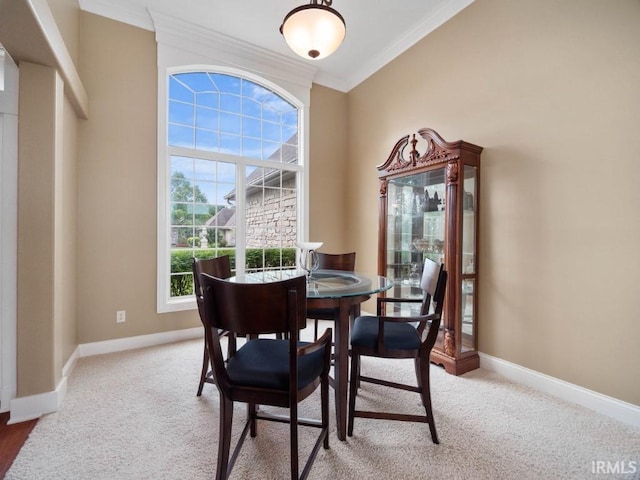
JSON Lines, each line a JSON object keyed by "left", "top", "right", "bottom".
{"left": 227, "top": 338, "right": 325, "bottom": 390}
{"left": 350, "top": 316, "right": 421, "bottom": 351}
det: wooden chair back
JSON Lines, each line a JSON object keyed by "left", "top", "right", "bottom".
{"left": 200, "top": 273, "right": 307, "bottom": 337}
{"left": 191, "top": 255, "right": 233, "bottom": 396}
{"left": 310, "top": 251, "right": 357, "bottom": 339}
{"left": 419, "top": 258, "right": 442, "bottom": 315}
{"left": 317, "top": 252, "right": 356, "bottom": 271}
{"left": 193, "top": 255, "right": 231, "bottom": 299}
{"left": 420, "top": 264, "right": 447, "bottom": 352}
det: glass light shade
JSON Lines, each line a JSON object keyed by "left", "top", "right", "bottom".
{"left": 281, "top": 5, "right": 346, "bottom": 60}
{"left": 296, "top": 241, "right": 323, "bottom": 251}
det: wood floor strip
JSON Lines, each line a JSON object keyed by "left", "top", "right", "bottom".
{"left": 0, "top": 412, "right": 38, "bottom": 478}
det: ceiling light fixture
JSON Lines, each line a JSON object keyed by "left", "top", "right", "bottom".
{"left": 280, "top": 0, "right": 346, "bottom": 60}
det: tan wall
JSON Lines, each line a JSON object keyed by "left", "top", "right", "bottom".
{"left": 347, "top": 0, "right": 640, "bottom": 405}
{"left": 309, "top": 85, "right": 349, "bottom": 254}
{"left": 76, "top": 13, "right": 198, "bottom": 342}
{"left": 17, "top": 63, "right": 59, "bottom": 395}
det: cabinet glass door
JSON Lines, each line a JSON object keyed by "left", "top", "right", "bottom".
{"left": 385, "top": 167, "right": 446, "bottom": 316}
{"left": 461, "top": 165, "right": 477, "bottom": 352}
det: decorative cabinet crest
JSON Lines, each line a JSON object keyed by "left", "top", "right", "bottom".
{"left": 377, "top": 128, "right": 483, "bottom": 375}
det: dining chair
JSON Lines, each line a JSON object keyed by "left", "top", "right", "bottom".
{"left": 308, "top": 251, "right": 356, "bottom": 340}
{"left": 192, "top": 256, "right": 235, "bottom": 396}
{"left": 200, "top": 273, "right": 332, "bottom": 480}
{"left": 347, "top": 258, "right": 447, "bottom": 444}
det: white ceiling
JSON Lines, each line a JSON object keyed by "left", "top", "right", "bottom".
{"left": 78, "top": 0, "right": 475, "bottom": 92}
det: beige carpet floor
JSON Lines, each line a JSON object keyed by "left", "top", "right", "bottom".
{"left": 6, "top": 329, "right": 640, "bottom": 480}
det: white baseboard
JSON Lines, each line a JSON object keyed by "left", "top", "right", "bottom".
{"left": 479, "top": 352, "right": 640, "bottom": 428}
{"left": 8, "top": 327, "right": 203, "bottom": 423}
{"left": 77, "top": 327, "right": 202, "bottom": 357}
{"left": 9, "top": 376, "right": 67, "bottom": 425}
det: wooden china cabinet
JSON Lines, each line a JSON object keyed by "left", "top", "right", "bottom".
{"left": 377, "top": 128, "right": 483, "bottom": 375}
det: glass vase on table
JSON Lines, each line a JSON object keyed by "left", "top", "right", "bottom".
{"left": 296, "top": 241, "right": 323, "bottom": 281}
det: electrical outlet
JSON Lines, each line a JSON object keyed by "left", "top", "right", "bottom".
{"left": 116, "top": 310, "right": 126, "bottom": 323}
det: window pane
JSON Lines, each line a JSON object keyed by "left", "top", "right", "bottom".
{"left": 281, "top": 144, "right": 298, "bottom": 163}
{"left": 171, "top": 226, "right": 194, "bottom": 247}
{"left": 169, "top": 101, "right": 194, "bottom": 126}
{"left": 242, "top": 97, "right": 261, "bottom": 118}
{"left": 264, "top": 141, "right": 281, "bottom": 160}
{"left": 283, "top": 110, "right": 298, "bottom": 126}
{"left": 242, "top": 116, "right": 261, "bottom": 138}
{"left": 242, "top": 137, "right": 262, "bottom": 160}
{"left": 220, "top": 134, "right": 241, "bottom": 154}
{"left": 263, "top": 122, "right": 281, "bottom": 143}
{"left": 194, "top": 180, "right": 215, "bottom": 203}
{"left": 193, "top": 158, "right": 214, "bottom": 182}
{"left": 212, "top": 74, "right": 241, "bottom": 95}
{"left": 220, "top": 93, "right": 241, "bottom": 113}
{"left": 262, "top": 107, "right": 280, "bottom": 123}
{"left": 283, "top": 125, "right": 297, "bottom": 143}
{"left": 220, "top": 112, "right": 241, "bottom": 134}
{"left": 171, "top": 203, "right": 192, "bottom": 224}
{"left": 173, "top": 72, "right": 215, "bottom": 92}
{"left": 208, "top": 204, "right": 236, "bottom": 228}
{"left": 196, "top": 107, "right": 218, "bottom": 130}
{"left": 242, "top": 78, "right": 267, "bottom": 100}
{"left": 171, "top": 156, "right": 193, "bottom": 177}
{"left": 216, "top": 161, "right": 236, "bottom": 184}
{"left": 197, "top": 92, "right": 218, "bottom": 108}
{"left": 169, "top": 124, "right": 194, "bottom": 148}
{"left": 195, "top": 129, "right": 218, "bottom": 152}
{"left": 169, "top": 76, "right": 193, "bottom": 102}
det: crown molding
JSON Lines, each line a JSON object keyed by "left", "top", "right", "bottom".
{"left": 311, "top": 69, "right": 350, "bottom": 93}
{"left": 343, "top": 0, "right": 476, "bottom": 91}
{"left": 150, "top": 10, "right": 317, "bottom": 90}
{"left": 78, "top": 0, "right": 154, "bottom": 31}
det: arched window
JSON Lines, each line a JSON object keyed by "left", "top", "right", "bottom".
{"left": 159, "top": 70, "right": 304, "bottom": 310}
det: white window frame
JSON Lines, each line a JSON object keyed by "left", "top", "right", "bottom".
{"left": 153, "top": 12, "right": 317, "bottom": 313}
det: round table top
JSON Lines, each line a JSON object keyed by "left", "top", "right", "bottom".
{"left": 229, "top": 269, "right": 393, "bottom": 299}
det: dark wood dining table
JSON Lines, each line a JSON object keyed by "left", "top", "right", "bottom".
{"left": 229, "top": 268, "right": 393, "bottom": 441}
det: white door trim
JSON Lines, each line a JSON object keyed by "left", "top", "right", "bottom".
{"left": 0, "top": 49, "right": 19, "bottom": 413}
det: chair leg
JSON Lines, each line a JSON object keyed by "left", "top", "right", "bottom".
{"left": 418, "top": 358, "right": 439, "bottom": 444}
{"left": 353, "top": 352, "right": 361, "bottom": 395}
{"left": 347, "top": 350, "right": 359, "bottom": 436}
{"left": 249, "top": 403, "right": 257, "bottom": 437}
{"left": 414, "top": 357, "right": 422, "bottom": 394}
{"left": 322, "top": 371, "right": 330, "bottom": 449}
{"left": 197, "top": 339, "right": 209, "bottom": 396}
{"left": 216, "top": 397, "right": 234, "bottom": 480}
{"left": 226, "top": 332, "right": 236, "bottom": 358}
{"left": 313, "top": 319, "right": 319, "bottom": 341}
{"left": 290, "top": 402, "right": 299, "bottom": 479}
